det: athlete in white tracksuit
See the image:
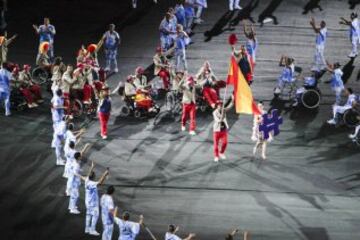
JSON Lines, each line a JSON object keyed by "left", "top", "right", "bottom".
{"left": 64, "top": 143, "right": 90, "bottom": 196}
{"left": 340, "top": 13, "right": 360, "bottom": 57}
{"left": 78, "top": 162, "right": 109, "bottom": 236}
{"left": 51, "top": 116, "right": 66, "bottom": 165}
{"left": 101, "top": 185, "right": 116, "bottom": 240}
{"left": 113, "top": 207, "right": 143, "bottom": 240}
{"left": 68, "top": 151, "right": 82, "bottom": 214}
{"left": 310, "top": 17, "right": 327, "bottom": 71}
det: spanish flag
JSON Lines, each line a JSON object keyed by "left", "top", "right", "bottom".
{"left": 227, "top": 56, "right": 261, "bottom": 115}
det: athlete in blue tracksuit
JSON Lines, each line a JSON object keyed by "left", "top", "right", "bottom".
{"left": 0, "top": 65, "right": 12, "bottom": 116}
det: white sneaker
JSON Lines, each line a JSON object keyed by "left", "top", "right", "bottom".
{"left": 348, "top": 53, "right": 357, "bottom": 58}
{"left": 219, "top": 154, "right": 226, "bottom": 160}
{"left": 56, "top": 159, "right": 65, "bottom": 166}
{"left": 189, "top": 131, "right": 196, "bottom": 136}
{"left": 181, "top": 126, "right": 186, "bottom": 131}
{"left": 102, "top": 135, "right": 108, "bottom": 140}
{"left": 114, "top": 68, "right": 119, "bottom": 73}
{"left": 261, "top": 154, "right": 267, "bottom": 160}
{"left": 89, "top": 230, "right": 100, "bottom": 236}
{"left": 70, "top": 209, "right": 80, "bottom": 214}
{"left": 327, "top": 119, "right": 336, "bottom": 125}
{"left": 105, "top": 67, "right": 110, "bottom": 71}
{"left": 214, "top": 157, "right": 219, "bottom": 162}
{"left": 235, "top": 6, "right": 242, "bottom": 10}
{"left": 349, "top": 134, "right": 356, "bottom": 139}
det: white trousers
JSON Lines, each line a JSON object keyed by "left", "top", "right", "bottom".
{"left": 229, "top": 0, "right": 240, "bottom": 10}
{"left": 314, "top": 45, "right": 326, "bottom": 71}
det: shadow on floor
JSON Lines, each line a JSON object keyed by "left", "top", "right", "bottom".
{"left": 302, "top": 0, "right": 323, "bottom": 15}
{"left": 229, "top": 0, "right": 260, "bottom": 26}
{"left": 204, "top": 11, "right": 235, "bottom": 42}
{"left": 258, "top": 0, "right": 283, "bottom": 27}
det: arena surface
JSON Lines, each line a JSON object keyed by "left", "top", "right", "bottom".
{"left": 1, "top": 0, "right": 360, "bottom": 239}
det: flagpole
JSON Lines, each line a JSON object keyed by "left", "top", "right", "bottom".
{"left": 221, "top": 84, "right": 228, "bottom": 118}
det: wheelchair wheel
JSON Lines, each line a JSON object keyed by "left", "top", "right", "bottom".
{"left": 301, "top": 89, "right": 321, "bottom": 109}
{"left": 16, "top": 103, "right": 27, "bottom": 111}
{"left": 343, "top": 109, "right": 360, "bottom": 127}
{"left": 32, "top": 67, "right": 49, "bottom": 85}
{"left": 134, "top": 109, "right": 142, "bottom": 118}
{"left": 71, "top": 99, "right": 84, "bottom": 118}
{"left": 165, "top": 92, "right": 175, "bottom": 112}
{"left": 120, "top": 105, "right": 131, "bottom": 117}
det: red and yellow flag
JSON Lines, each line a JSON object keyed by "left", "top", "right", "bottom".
{"left": 227, "top": 56, "right": 261, "bottom": 115}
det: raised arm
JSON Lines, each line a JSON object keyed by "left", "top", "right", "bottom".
{"left": 6, "top": 34, "right": 18, "bottom": 46}
{"left": 243, "top": 231, "right": 249, "bottom": 240}
{"left": 75, "top": 128, "right": 86, "bottom": 139}
{"left": 98, "top": 168, "right": 109, "bottom": 185}
{"left": 183, "top": 233, "right": 195, "bottom": 240}
{"left": 230, "top": 229, "right": 239, "bottom": 237}
{"left": 139, "top": 214, "right": 144, "bottom": 225}
{"left": 81, "top": 143, "right": 91, "bottom": 156}
{"left": 310, "top": 17, "right": 320, "bottom": 33}
{"left": 113, "top": 206, "right": 118, "bottom": 218}
{"left": 243, "top": 23, "right": 250, "bottom": 38}
{"left": 95, "top": 35, "right": 105, "bottom": 53}
{"left": 339, "top": 17, "right": 351, "bottom": 25}
{"left": 32, "top": 24, "right": 40, "bottom": 34}
{"left": 87, "top": 161, "right": 95, "bottom": 178}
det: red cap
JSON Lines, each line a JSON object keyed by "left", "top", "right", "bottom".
{"left": 135, "top": 67, "right": 144, "bottom": 74}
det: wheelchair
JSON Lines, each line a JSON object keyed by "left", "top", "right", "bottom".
{"left": 10, "top": 88, "right": 27, "bottom": 111}
{"left": 119, "top": 89, "right": 160, "bottom": 118}
{"left": 351, "top": 131, "right": 360, "bottom": 146}
{"left": 295, "top": 77, "right": 321, "bottom": 109}
{"left": 165, "top": 90, "right": 182, "bottom": 116}
{"left": 68, "top": 89, "right": 99, "bottom": 118}
{"left": 342, "top": 108, "right": 360, "bottom": 127}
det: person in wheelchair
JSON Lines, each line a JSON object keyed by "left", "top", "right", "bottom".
{"left": 327, "top": 88, "right": 357, "bottom": 125}
{"left": 196, "top": 61, "right": 219, "bottom": 109}
{"left": 51, "top": 57, "right": 65, "bottom": 92}
{"left": 121, "top": 75, "right": 159, "bottom": 116}
{"left": 292, "top": 71, "right": 320, "bottom": 108}
{"left": 17, "top": 64, "right": 43, "bottom": 108}
{"left": 73, "top": 64, "right": 98, "bottom": 105}
{"left": 274, "top": 56, "right": 295, "bottom": 97}
{"left": 61, "top": 65, "right": 76, "bottom": 117}
{"left": 153, "top": 46, "right": 172, "bottom": 91}
{"left": 123, "top": 75, "right": 137, "bottom": 109}
{"left": 134, "top": 66, "right": 149, "bottom": 91}
{"left": 349, "top": 116, "right": 360, "bottom": 140}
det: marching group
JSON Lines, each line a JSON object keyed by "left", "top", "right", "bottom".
{"left": 1, "top": 0, "right": 360, "bottom": 240}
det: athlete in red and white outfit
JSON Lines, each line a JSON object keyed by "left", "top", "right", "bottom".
{"left": 18, "top": 64, "right": 43, "bottom": 108}
{"left": 212, "top": 97, "right": 233, "bottom": 162}
{"left": 196, "top": 61, "right": 218, "bottom": 108}
{"left": 180, "top": 76, "right": 197, "bottom": 135}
